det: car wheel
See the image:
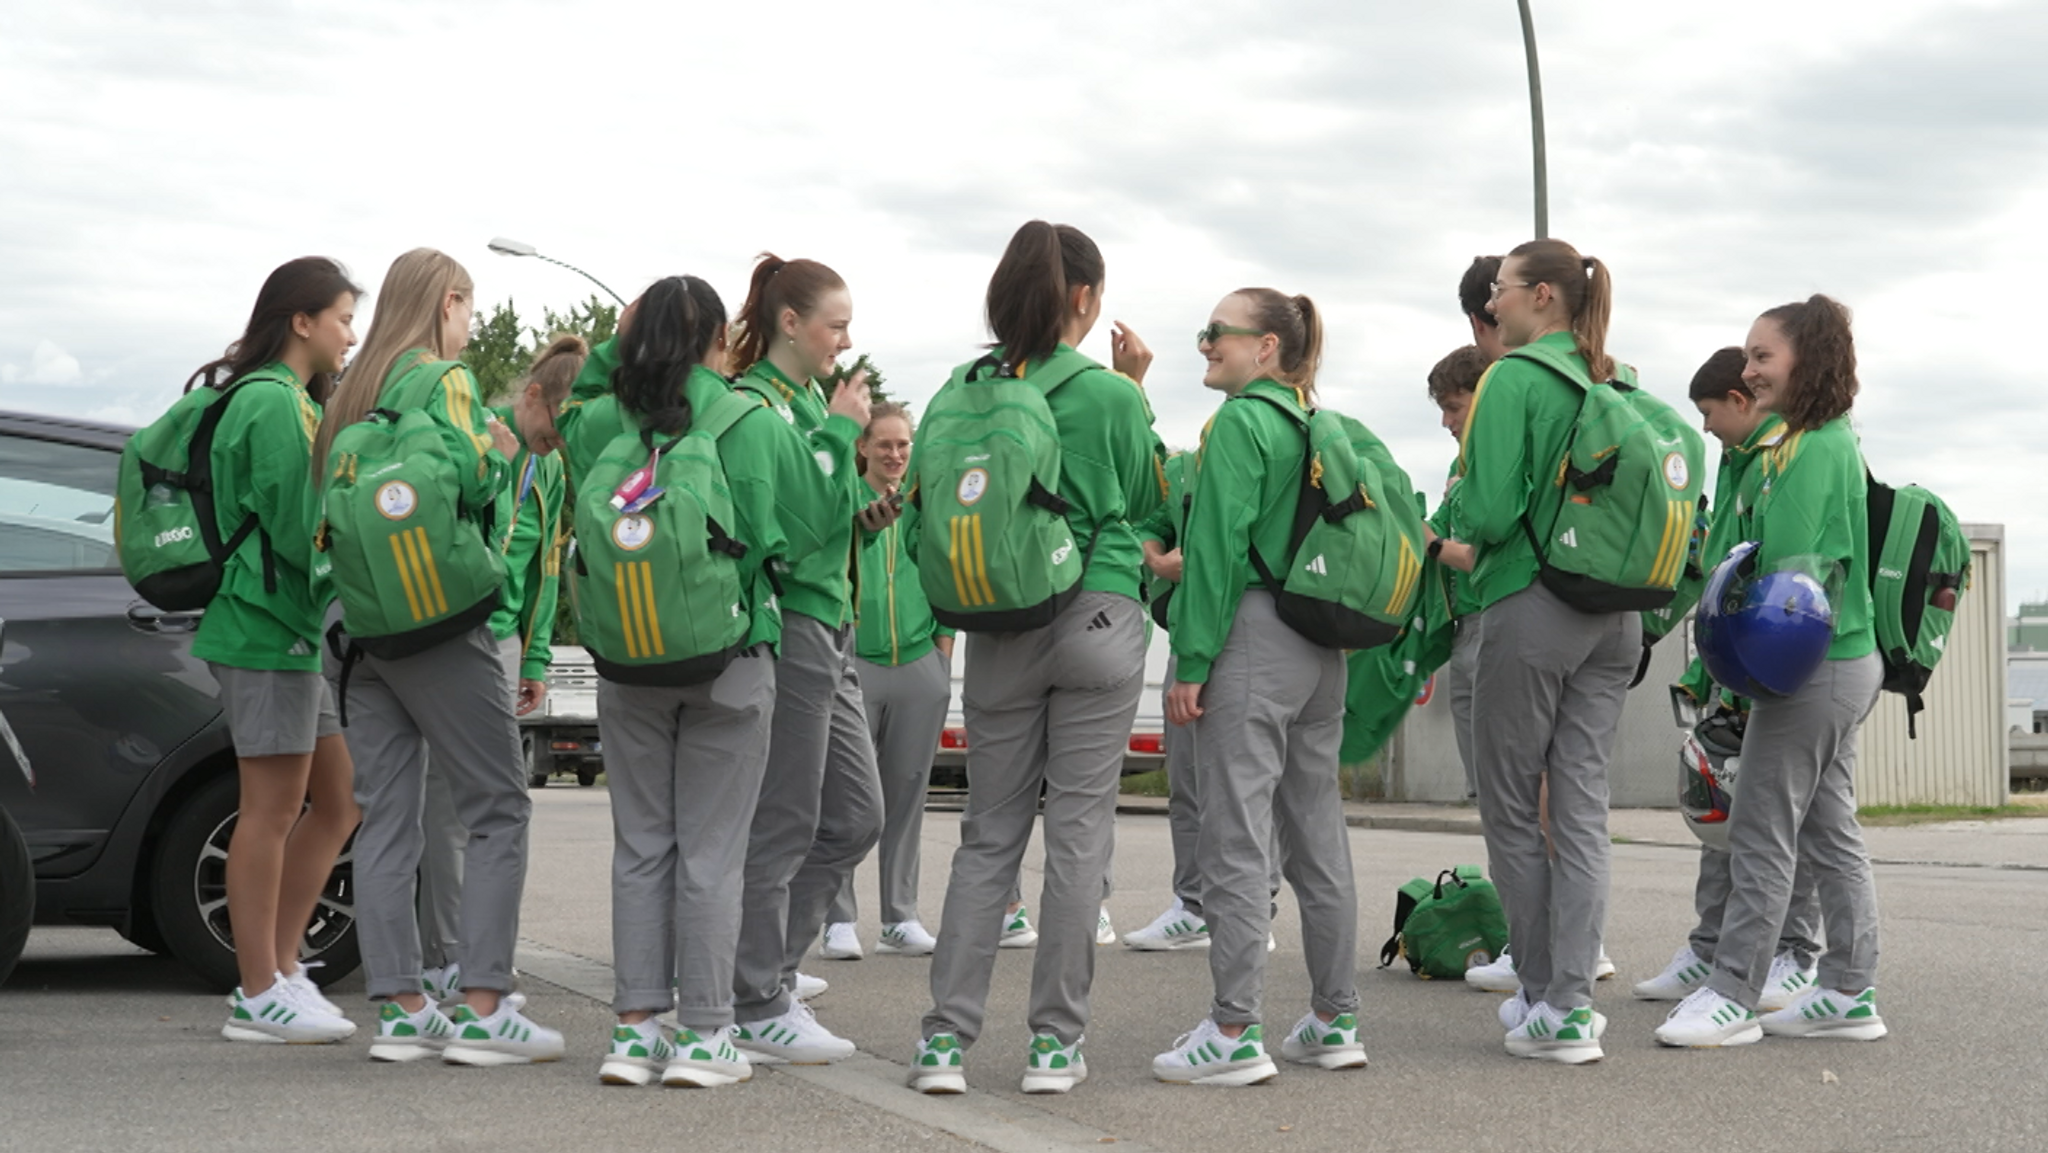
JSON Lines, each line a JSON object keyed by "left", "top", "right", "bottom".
{"left": 119, "top": 909, "right": 170, "bottom": 956}
{"left": 150, "top": 772, "right": 362, "bottom": 992}
{"left": 0, "top": 804, "right": 32, "bottom": 988}
{"left": 524, "top": 733, "right": 551, "bottom": 790}
{"left": 576, "top": 765, "right": 599, "bottom": 788}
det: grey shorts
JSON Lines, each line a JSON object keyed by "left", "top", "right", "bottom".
{"left": 210, "top": 664, "right": 343, "bottom": 758}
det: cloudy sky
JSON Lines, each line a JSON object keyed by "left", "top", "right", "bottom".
{"left": 4, "top": 0, "right": 2043, "bottom": 608}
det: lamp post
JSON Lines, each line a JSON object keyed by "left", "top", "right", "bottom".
{"left": 486, "top": 237, "right": 628, "bottom": 307}
{"left": 1517, "top": 0, "right": 1550, "bottom": 239}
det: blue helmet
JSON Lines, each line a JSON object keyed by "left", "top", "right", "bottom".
{"left": 1695, "top": 541, "right": 1835, "bottom": 699}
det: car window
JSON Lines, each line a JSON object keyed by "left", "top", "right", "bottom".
{"left": 0, "top": 432, "right": 118, "bottom": 573}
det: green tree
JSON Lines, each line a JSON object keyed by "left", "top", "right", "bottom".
{"left": 534, "top": 296, "right": 618, "bottom": 349}
{"left": 463, "top": 299, "right": 529, "bottom": 404}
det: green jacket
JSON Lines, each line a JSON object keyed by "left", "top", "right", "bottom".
{"left": 1754, "top": 415, "right": 1874, "bottom": 661}
{"left": 1136, "top": 450, "right": 1188, "bottom": 610}
{"left": 1427, "top": 458, "right": 1482, "bottom": 620}
{"left": 1171, "top": 380, "right": 1307, "bottom": 685}
{"left": 190, "top": 363, "right": 327, "bottom": 672}
{"left": 376, "top": 352, "right": 510, "bottom": 536}
{"left": 734, "top": 360, "right": 864, "bottom": 628}
{"left": 1676, "top": 415, "right": 1784, "bottom": 707}
{"left": 488, "top": 443, "right": 565, "bottom": 682}
{"left": 855, "top": 495, "right": 952, "bottom": 666}
{"left": 1037, "top": 350, "right": 1168, "bottom": 599}
{"left": 1456, "top": 331, "right": 1591, "bottom": 612}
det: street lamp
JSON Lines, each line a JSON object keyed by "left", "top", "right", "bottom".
{"left": 486, "top": 237, "right": 628, "bottom": 307}
{"left": 1516, "top": 0, "right": 1549, "bottom": 239}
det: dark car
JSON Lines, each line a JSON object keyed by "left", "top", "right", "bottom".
{"left": 0, "top": 410, "right": 357, "bottom": 990}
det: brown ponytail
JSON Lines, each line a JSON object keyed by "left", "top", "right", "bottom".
{"left": 985, "top": 220, "right": 1103, "bottom": 366}
{"left": 1506, "top": 238, "right": 1614, "bottom": 381}
{"left": 1759, "top": 295, "right": 1857, "bottom": 431}
{"left": 1234, "top": 287, "right": 1325, "bottom": 399}
{"left": 728, "top": 252, "right": 846, "bottom": 375}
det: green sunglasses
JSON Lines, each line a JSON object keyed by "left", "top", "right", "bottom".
{"left": 1195, "top": 322, "right": 1267, "bottom": 347}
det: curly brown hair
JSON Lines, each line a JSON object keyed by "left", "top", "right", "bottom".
{"left": 1757, "top": 295, "right": 1857, "bottom": 430}
{"left": 1427, "top": 344, "right": 1490, "bottom": 404}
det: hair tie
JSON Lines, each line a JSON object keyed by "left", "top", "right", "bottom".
{"left": 1581, "top": 257, "right": 1594, "bottom": 272}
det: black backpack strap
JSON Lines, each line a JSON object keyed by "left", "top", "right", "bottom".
{"left": 324, "top": 620, "right": 364, "bottom": 728}
{"left": 705, "top": 515, "right": 748, "bottom": 560}
{"left": 1026, "top": 477, "right": 1071, "bottom": 516}
{"left": 1378, "top": 885, "right": 1422, "bottom": 969}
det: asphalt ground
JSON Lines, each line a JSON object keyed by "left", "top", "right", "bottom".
{"left": 5, "top": 788, "right": 2045, "bottom": 1153}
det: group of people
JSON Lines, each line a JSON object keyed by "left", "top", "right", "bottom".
{"left": 177, "top": 218, "right": 1885, "bottom": 1095}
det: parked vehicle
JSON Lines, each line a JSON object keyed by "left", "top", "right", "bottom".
{"left": 0, "top": 410, "right": 357, "bottom": 991}
{"left": 930, "top": 627, "right": 1170, "bottom": 788}
{"left": 524, "top": 644, "right": 602, "bottom": 788}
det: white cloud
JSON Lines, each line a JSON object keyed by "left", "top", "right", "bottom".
{"left": 0, "top": 339, "right": 82, "bottom": 386}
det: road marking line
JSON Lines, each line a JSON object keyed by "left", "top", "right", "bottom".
{"left": 515, "top": 938, "right": 1159, "bottom": 1153}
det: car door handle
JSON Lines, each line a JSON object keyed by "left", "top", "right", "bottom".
{"left": 127, "top": 604, "right": 203, "bottom": 633}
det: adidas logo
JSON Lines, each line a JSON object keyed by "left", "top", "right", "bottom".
{"left": 1304, "top": 554, "right": 1328, "bottom": 576}
{"left": 1558, "top": 528, "right": 1579, "bottom": 548}
{"left": 287, "top": 639, "right": 312, "bottom": 657}
{"left": 1085, "top": 611, "right": 1113, "bottom": 631}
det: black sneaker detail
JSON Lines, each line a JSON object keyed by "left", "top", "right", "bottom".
{"left": 1085, "top": 611, "right": 1113, "bottom": 631}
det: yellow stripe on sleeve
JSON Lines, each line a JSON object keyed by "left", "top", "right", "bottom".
{"left": 441, "top": 365, "right": 492, "bottom": 461}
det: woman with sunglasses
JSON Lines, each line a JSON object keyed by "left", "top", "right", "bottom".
{"left": 1152, "top": 290, "right": 1366, "bottom": 1087}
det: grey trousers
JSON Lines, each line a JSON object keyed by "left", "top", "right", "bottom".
{"left": 414, "top": 636, "right": 519, "bottom": 971}
{"left": 1446, "top": 614, "right": 1482, "bottom": 799}
{"left": 1167, "top": 652, "right": 1283, "bottom": 919}
{"left": 1690, "top": 849, "right": 1824, "bottom": 968}
{"left": 734, "top": 613, "right": 883, "bottom": 1020}
{"left": 602, "top": 649, "right": 774, "bottom": 1028}
{"left": 1194, "top": 592, "right": 1358, "bottom": 1027}
{"left": 1707, "top": 654, "right": 1883, "bottom": 1008}
{"left": 1471, "top": 582, "right": 1638, "bottom": 1011}
{"left": 923, "top": 590, "right": 1145, "bottom": 1048}
{"left": 343, "top": 623, "right": 531, "bottom": 999}
{"left": 830, "top": 648, "right": 952, "bottom": 926}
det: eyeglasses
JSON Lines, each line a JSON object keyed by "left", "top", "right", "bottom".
{"left": 1488, "top": 280, "right": 1536, "bottom": 300}
{"left": 1195, "top": 322, "right": 1267, "bottom": 347}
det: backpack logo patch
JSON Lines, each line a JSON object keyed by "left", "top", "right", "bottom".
{"left": 376, "top": 481, "right": 418, "bottom": 520}
{"left": 777, "top": 404, "right": 796, "bottom": 425}
{"left": 814, "top": 449, "right": 837, "bottom": 477}
{"left": 1305, "top": 554, "right": 1328, "bottom": 576}
{"left": 1662, "top": 451, "right": 1691, "bottom": 490}
{"left": 1051, "top": 539, "right": 1073, "bottom": 565}
{"left": 612, "top": 515, "right": 655, "bottom": 551}
{"left": 153, "top": 526, "right": 194, "bottom": 548}
{"left": 957, "top": 467, "right": 990, "bottom": 506}
{"left": 1558, "top": 527, "right": 1578, "bottom": 549}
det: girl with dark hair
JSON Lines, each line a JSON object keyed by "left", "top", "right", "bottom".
{"left": 1152, "top": 288, "right": 1365, "bottom": 1085}
{"left": 722, "top": 253, "right": 885, "bottom": 1063}
{"left": 315, "top": 249, "right": 561, "bottom": 1067}
{"left": 196, "top": 257, "right": 364, "bottom": 1044}
{"left": 1453, "top": 237, "right": 1637, "bottom": 1063}
{"left": 1655, "top": 297, "right": 1885, "bottom": 1047}
{"left": 909, "top": 220, "right": 1162, "bottom": 1096}
{"left": 821, "top": 402, "right": 955, "bottom": 960}
{"left": 1633, "top": 347, "right": 1824, "bottom": 1012}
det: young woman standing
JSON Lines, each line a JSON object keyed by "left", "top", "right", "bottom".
{"left": 1151, "top": 289, "right": 1365, "bottom": 1086}
{"left": 909, "top": 220, "right": 1162, "bottom": 1095}
{"left": 725, "top": 254, "right": 885, "bottom": 1063}
{"left": 194, "top": 257, "right": 363, "bottom": 1044}
{"left": 823, "top": 403, "right": 955, "bottom": 958}
{"left": 1655, "top": 297, "right": 1884, "bottom": 1046}
{"left": 313, "top": 248, "right": 561, "bottom": 1066}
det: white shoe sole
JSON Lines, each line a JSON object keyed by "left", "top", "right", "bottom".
{"left": 1465, "top": 970, "right": 1519, "bottom": 993}
{"left": 369, "top": 1038, "right": 447, "bottom": 1062}
{"left": 1096, "top": 929, "right": 1116, "bottom": 946}
{"left": 874, "top": 942, "right": 935, "bottom": 957}
{"left": 999, "top": 932, "right": 1038, "bottom": 949}
{"left": 444, "top": 1044, "right": 563, "bottom": 1066}
{"left": 1633, "top": 978, "right": 1705, "bottom": 1001}
{"left": 1762, "top": 1018, "right": 1887, "bottom": 1042}
{"left": 599, "top": 1057, "right": 660, "bottom": 1085}
{"left": 795, "top": 979, "right": 828, "bottom": 1001}
{"left": 1155, "top": 1056, "right": 1280, "bottom": 1087}
{"left": 732, "top": 1041, "right": 853, "bottom": 1066}
{"left": 1596, "top": 959, "right": 1617, "bottom": 980}
{"left": 222, "top": 1022, "right": 353, "bottom": 1045}
{"left": 1280, "top": 1043, "right": 1369, "bottom": 1070}
{"left": 820, "top": 946, "right": 864, "bottom": 961}
{"left": 1021, "top": 1067, "right": 1086, "bottom": 1094}
{"left": 909, "top": 1069, "right": 967, "bottom": 1094}
{"left": 1653, "top": 1022, "right": 1763, "bottom": 1048}
{"left": 662, "top": 1061, "right": 752, "bottom": 1087}
{"left": 1123, "top": 934, "right": 1210, "bottom": 952}
{"left": 1506, "top": 1038, "right": 1606, "bottom": 1064}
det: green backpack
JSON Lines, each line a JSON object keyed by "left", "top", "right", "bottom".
{"left": 1377, "top": 866, "right": 1510, "bottom": 980}
{"left": 320, "top": 380, "right": 506, "bottom": 659}
{"left": 571, "top": 392, "right": 757, "bottom": 685}
{"left": 914, "top": 349, "right": 1090, "bottom": 632}
{"left": 1509, "top": 343, "right": 1707, "bottom": 613}
{"left": 1243, "top": 394, "right": 1428, "bottom": 650}
{"left": 1867, "top": 472, "right": 1971, "bottom": 736}
{"left": 115, "top": 378, "right": 275, "bottom": 611}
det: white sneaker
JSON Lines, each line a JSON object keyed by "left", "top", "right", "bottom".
{"left": 1634, "top": 946, "right": 1713, "bottom": 1001}
{"left": 281, "top": 961, "right": 344, "bottom": 1017}
{"left": 732, "top": 1000, "right": 856, "bottom": 1065}
{"left": 222, "top": 975, "right": 356, "bottom": 1044}
{"left": 443, "top": 992, "right": 567, "bottom": 1065}
{"left": 876, "top": 921, "right": 937, "bottom": 956}
{"left": 1760, "top": 986, "right": 1887, "bottom": 1042}
{"left": 368, "top": 998, "right": 457, "bottom": 1062}
{"left": 599, "top": 1020, "right": 674, "bottom": 1086}
{"left": 662, "top": 1025, "right": 754, "bottom": 1087}
{"left": 1153, "top": 1018, "right": 1279, "bottom": 1086}
{"left": 1756, "top": 952, "right": 1820, "bottom": 1013}
{"left": 1653, "top": 987, "right": 1762, "bottom": 1048}
{"left": 1095, "top": 907, "right": 1117, "bottom": 946}
{"left": 794, "top": 971, "right": 828, "bottom": 1001}
{"left": 1122, "top": 900, "right": 1211, "bottom": 951}
{"left": 422, "top": 962, "right": 464, "bottom": 1006}
{"left": 820, "top": 922, "right": 864, "bottom": 961}
{"left": 1505, "top": 1001, "right": 1605, "bottom": 1064}
{"left": 908, "top": 1032, "right": 967, "bottom": 1094}
{"left": 1596, "top": 947, "right": 1617, "bottom": 981}
{"left": 1022, "top": 1033, "right": 1088, "bottom": 1094}
{"left": 1497, "top": 988, "right": 1533, "bottom": 1031}
{"left": 1277, "top": 1011, "right": 1368, "bottom": 1070}
{"left": 1465, "top": 949, "right": 1518, "bottom": 993}
{"left": 999, "top": 905, "right": 1038, "bottom": 948}
{"left": 1268, "top": 932, "right": 1278, "bottom": 953}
